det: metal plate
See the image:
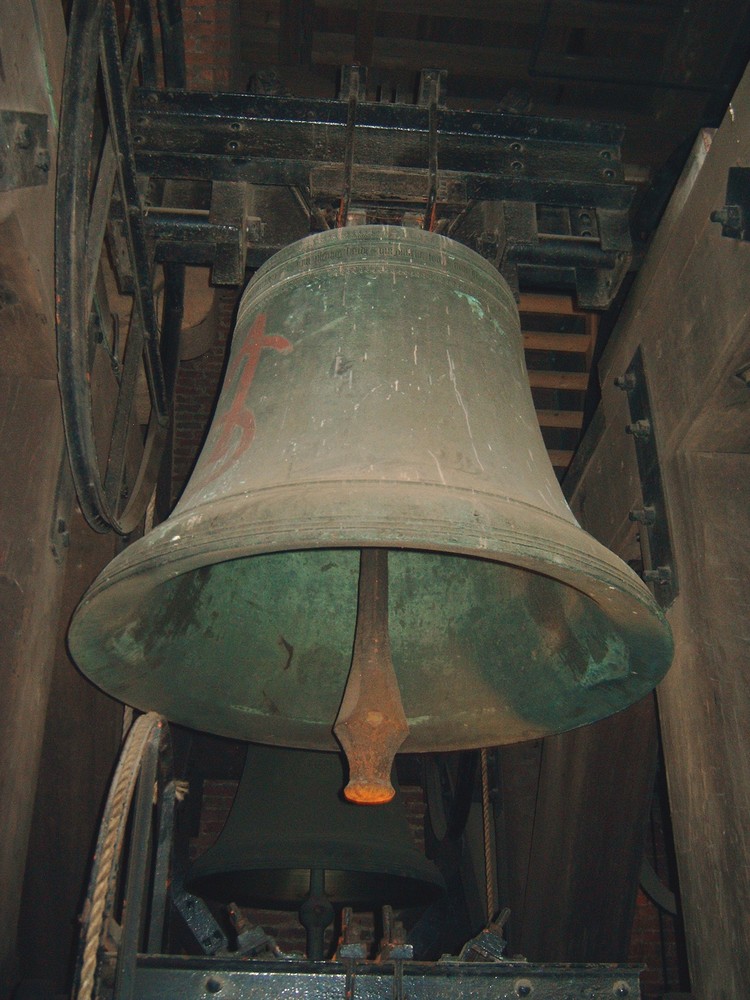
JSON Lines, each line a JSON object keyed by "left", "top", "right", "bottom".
{"left": 127, "top": 957, "right": 642, "bottom": 1000}
{"left": 0, "top": 111, "right": 49, "bottom": 192}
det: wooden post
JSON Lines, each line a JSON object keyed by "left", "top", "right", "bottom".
{"left": 0, "top": 3, "right": 65, "bottom": 990}
{"left": 566, "top": 67, "right": 750, "bottom": 994}
{"left": 0, "top": 4, "right": 118, "bottom": 993}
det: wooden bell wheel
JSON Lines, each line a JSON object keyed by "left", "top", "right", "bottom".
{"left": 56, "top": 0, "right": 186, "bottom": 533}
{"left": 73, "top": 713, "right": 175, "bottom": 1000}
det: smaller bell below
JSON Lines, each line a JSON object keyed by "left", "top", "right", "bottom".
{"left": 187, "top": 744, "right": 445, "bottom": 913}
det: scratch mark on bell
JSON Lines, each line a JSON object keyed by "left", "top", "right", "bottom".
{"left": 446, "top": 350, "right": 485, "bottom": 472}
{"left": 427, "top": 450, "right": 447, "bottom": 485}
{"left": 278, "top": 635, "right": 294, "bottom": 670}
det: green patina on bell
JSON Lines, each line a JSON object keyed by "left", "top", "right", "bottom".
{"left": 68, "top": 226, "right": 673, "bottom": 766}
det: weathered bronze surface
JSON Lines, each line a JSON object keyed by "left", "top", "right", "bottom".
{"left": 69, "top": 226, "right": 672, "bottom": 751}
{"left": 187, "top": 745, "right": 444, "bottom": 908}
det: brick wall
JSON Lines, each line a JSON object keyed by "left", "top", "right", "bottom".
{"left": 182, "top": 0, "right": 242, "bottom": 92}
{"left": 172, "top": 289, "right": 238, "bottom": 502}
{"left": 170, "top": 0, "right": 246, "bottom": 501}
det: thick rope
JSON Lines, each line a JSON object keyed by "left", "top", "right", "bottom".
{"left": 480, "top": 748, "right": 496, "bottom": 923}
{"left": 76, "top": 712, "right": 163, "bottom": 1000}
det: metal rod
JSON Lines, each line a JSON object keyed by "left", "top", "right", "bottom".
{"left": 337, "top": 67, "right": 360, "bottom": 228}
{"left": 425, "top": 75, "right": 439, "bottom": 231}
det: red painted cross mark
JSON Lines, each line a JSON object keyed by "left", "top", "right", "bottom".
{"left": 191, "top": 313, "right": 292, "bottom": 493}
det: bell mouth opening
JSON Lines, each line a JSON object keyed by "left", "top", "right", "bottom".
{"left": 69, "top": 479, "right": 672, "bottom": 754}
{"left": 188, "top": 867, "right": 445, "bottom": 911}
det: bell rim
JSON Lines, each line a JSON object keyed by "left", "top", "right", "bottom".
{"left": 72, "top": 477, "right": 672, "bottom": 661}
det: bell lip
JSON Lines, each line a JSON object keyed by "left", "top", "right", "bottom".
{"left": 186, "top": 866, "right": 447, "bottom": 910}
{"left": 72, "top": 477, "right": 673, "bottom": 648}
{"left": 69, "top": 481, "right": 673, "bottom": 751}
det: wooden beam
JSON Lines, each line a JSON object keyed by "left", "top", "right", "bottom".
{"left": 519, "top": 293, "right": 582, "bottom": 316}
{"left": 519, "top": 696, "right": 659, "bottom": 961}
{"left": 527, "top": 370, "right": 589, "bottom": 391}
{"left": 312, "top": 32, "right": 531, "bottom": 78}
{"left": 16, "top": 510, "right": 120, "bottom": 990}
{"left": 524, "top": 331, "right": 591, "bottom": 353}
{"left": 278, "top": 0, "right": 314, "bottom": 65}
{"left": 536, "top": 409, "right": 584, "bottom": 429}
{"left": 354, "top": 7, "right": 377, "bottom": 65}
{"left": 313, "top": 0, "right": 674, "bottom": 33}
{"left": 547, "top": 449, "right": 575, "bottom": 468}
{"left": 568, "top": 69, "right": 750, "bottom": 996}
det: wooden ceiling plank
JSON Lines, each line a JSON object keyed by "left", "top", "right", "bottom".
{"left": 548, "top": 449, "right": 575, "bottom": 467}
{"left": 527, "top": 370, "right": 589, "bottom": 391}
{"left": 313, "top": 0, "right": 674, "bottom": 34}
{"left": 536, "top": 409, "right": 584, "bottom": 429}
{"left": 519, "top": 293, "right": 581, "bottom": 316}
{"left": 524, "top": 331, "right": 590, "bottom": 353}
{"left": 278, "top": 0, "right": 314, "bottom": 65}
{"left": 354, "top": 7, "right": 377, "bottom": 65}
{"left": 312, "top": 31, "right": 531, "bottom": 78}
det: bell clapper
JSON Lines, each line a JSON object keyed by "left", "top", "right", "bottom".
{"left": 298, "top": 867, "right": 335, "bottom": 961}
{"left": 334, "top": 548, "right": 409, "bottom": 805}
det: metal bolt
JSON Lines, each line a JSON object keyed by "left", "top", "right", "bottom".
{"left": 613, "top": 982, "right": 629, "bottom": 997}
{"left": 625, "top": 418, "right": 651, "bottom": 440}
{"left": 642, "top": 566, "right": 672, "bottom": 587}
{"left": 614, "top": 372, "right": 636, "bottom": 392}
{"left": 515, "top": 980, "right": 532, "bottom": 997}
{"left": 629, "top": 505, "right": 655, "bottom": 525}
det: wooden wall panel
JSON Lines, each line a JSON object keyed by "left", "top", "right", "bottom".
{"left": 566, "top": 69, "right": 750, "bottom": 997}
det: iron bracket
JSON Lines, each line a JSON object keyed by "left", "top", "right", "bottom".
{"left": 171, "top": 879, "right": 229, "bottom": 955}
{"left": 0, "top": 111, "right": 50, "bottom": 192}
{"left": 710, "top": 167, "right": 750, "bottom": 241}
{"left": 617, "top": 347, "right": 679, "bottom": 609}
{"left": 119, "top": 956, "right": 643, "bottom": 1000}
{"left": 131, "top": 84, "right": 635, "bottom": 307}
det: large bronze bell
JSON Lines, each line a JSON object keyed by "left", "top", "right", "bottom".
{"left": 69, "top": 226, "right": 672, "bottom": 797}
{"left": 188, "top": 745, "right": 444, "bottom": 957}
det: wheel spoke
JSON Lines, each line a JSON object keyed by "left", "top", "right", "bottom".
{"left": 102, "top": 315, "right": 143, "bottom": 514}
{"left": 99, "top": 2, "right": 169, "bottom": 418}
